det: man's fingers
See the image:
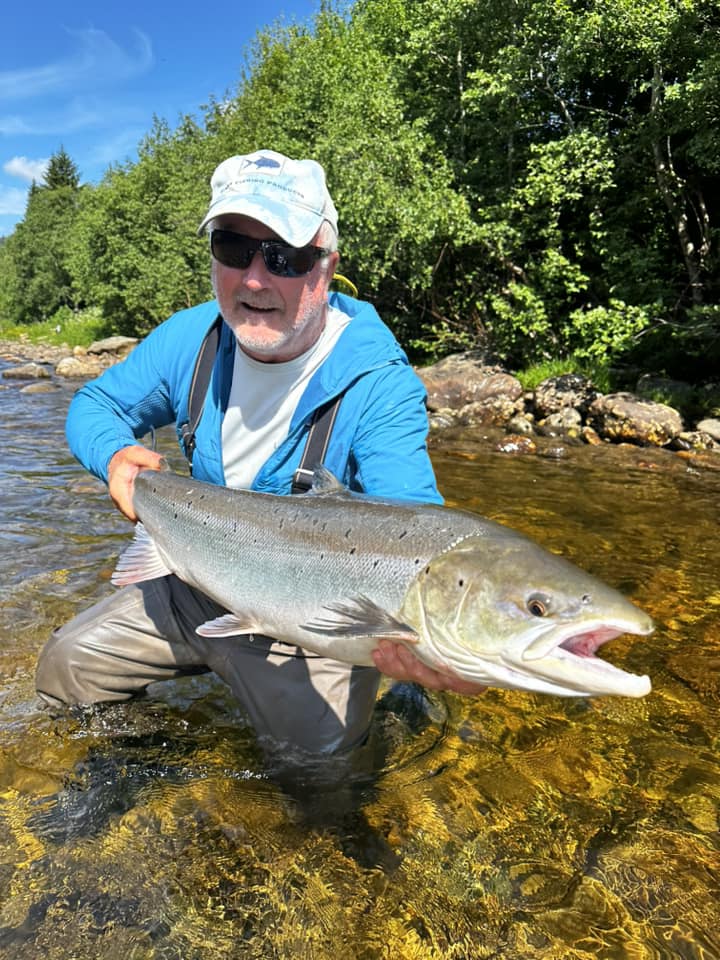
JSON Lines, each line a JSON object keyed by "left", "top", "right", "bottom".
{"left": 107, "top": 446, "right": 165, "bottom": 521}
{"left": 372, "top": 639, "right": 487, "bottom": 695}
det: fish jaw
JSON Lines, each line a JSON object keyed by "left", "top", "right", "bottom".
{"left": 515, "top": 617, "right": 653, "bottom": 697}
{"left": 414, "top": 613, "right": 652, "bottom": 698}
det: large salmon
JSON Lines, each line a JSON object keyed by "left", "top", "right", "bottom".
{"left": 112, "top": 469, "right": 653, "bottom": 698}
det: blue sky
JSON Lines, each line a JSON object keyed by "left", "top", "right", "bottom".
{"left": 1, "top": 0, "right": 323, "bottom": 237}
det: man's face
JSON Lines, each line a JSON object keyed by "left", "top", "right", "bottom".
{"left": 211, "top": 214, "right": 339, "bottom": 363}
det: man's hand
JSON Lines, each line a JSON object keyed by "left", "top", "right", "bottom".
{"left": 372, "top": 639, "right": 487, "bottom": 696}
{"left": 107, "top": 446, "right": 165, "bottom": 521}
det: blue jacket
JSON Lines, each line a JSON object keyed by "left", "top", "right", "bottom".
{"left": 66, "top": 293, "right": 442, "bottom": 504}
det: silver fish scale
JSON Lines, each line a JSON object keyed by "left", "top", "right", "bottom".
{"left": 131, "top": 471, "right": 492, "bottom": 639}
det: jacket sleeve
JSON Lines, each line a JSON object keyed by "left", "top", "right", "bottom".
{"left": 65, "top": 315, "right": 196, "bottom": 483}
{"left": 349, "top": 361, "right": 443, "bottom": 505}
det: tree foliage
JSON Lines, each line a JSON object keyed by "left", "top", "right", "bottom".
{"left": 1, "top": 0, "right": 718, "bottom": 376}
{"left": 0, "top": 148, "right": 82, "bottom": 324}
{"left": 43, "top": 146, "right": 80, "bottom": 190}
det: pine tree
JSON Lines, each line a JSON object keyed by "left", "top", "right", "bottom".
{"left": 43, "top": 146, "right": 80, "bottom": 190}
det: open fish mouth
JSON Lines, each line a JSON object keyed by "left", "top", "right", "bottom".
{"left": 559, "top": 625, "right": 629, "bottom": 658}
{"left": 430, "top": 614, "right": 654, "bottom": 697}
{"left": 520, "top": 617, "right": 654, "bottom": 697}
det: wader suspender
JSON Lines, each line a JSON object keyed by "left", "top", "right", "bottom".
{"left": 179, "top": 315, "right": 222, "bottom": 468}
{"left": 179, "top": 316, "right": 343, "bottom": 493}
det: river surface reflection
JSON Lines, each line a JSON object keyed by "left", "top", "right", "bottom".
{"left": 1, "top": 363, "right": 718, "bottom": 959}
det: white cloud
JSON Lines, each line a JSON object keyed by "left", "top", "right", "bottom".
{"left": 4, "top": 156, "right": 49, "bottom": 183}
{"left": 0, "top": 28, "right": 153, "bottom": 102}
{"left": 0, "top": 186, "right": 28, "bottom": 216}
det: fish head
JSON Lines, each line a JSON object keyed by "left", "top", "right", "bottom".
{"left": 399, "top": 531, "right": 653, "bottom": 698}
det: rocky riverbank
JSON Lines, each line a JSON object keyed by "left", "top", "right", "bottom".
{"left": 2, "top": 335, "right": 719, "bottom": 459}
{"left": 418, "top": 352, "right": 720, "bottom": 457}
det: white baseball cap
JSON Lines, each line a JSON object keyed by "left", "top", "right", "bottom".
{"left": 197, "top": 149, "right": 338, "bottom": 246}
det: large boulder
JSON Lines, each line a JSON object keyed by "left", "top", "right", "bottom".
{"left": 86, "top": 336, "right": 138, "bottom": 356}
{"left": 588, "top": 393, "right": 683, "bottom": 446}
{"left": 417, "top": 353, "right": 524, "bottom": 426}
{"left": 55, "top": 355, "right": 108, "bottom": 378}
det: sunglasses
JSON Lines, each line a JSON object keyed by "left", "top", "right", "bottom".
{"left": 209, "top": 230, "right": 330, "bottom": 278}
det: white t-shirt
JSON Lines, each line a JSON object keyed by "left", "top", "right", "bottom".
{"left": 221, "top": 305, "right": 351, "bottom": 488}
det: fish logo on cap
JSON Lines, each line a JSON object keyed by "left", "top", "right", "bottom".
{"left": 237, "top": 155, "right": 282, "bottom": 173}
{"left": 251, "top": 156, "right": 281, "bottom": 170}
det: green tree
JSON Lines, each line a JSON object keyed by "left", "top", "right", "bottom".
{"left": 215, "top": 5, "right": 480, "bottom": 346}
{"left": 1, "top": 148, "right": 83, "bottom": 324}
{"left": 69, "top": 117, "right": 213, "bottom": 336}
{"left": 43, "top": 146, "right": 80, "bottom": 190}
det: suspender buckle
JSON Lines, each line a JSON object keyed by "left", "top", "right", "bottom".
{"left": 291, "top": 467, "right": 316, "bottom": 494}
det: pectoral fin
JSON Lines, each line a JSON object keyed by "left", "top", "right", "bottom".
{"left": 111, "top": 523, "right": 172, "bottom": 586}
{"left": 302, "top": 596, "right": 420, "bottom": 644}
{"left": 196, "top": 614, "right": 258, "bottom": 638}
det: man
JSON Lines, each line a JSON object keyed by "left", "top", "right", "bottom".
{"left": 36, "top": 149, "right": 482, "bottom": 755}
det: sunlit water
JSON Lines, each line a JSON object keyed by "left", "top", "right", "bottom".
{"left": 1, "top": 360, "right": 718, "bottom": 959}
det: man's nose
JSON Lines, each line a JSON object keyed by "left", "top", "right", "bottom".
{"left": 240, "top": 249, "right": 271, "bottom": 287}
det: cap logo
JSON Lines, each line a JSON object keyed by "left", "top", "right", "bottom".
{"left": 239, "top": 156, "right": 282, "bottom": 172}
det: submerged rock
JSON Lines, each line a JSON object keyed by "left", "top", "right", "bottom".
{"left": 2, "top": 362, "right": 51, "bottom": 380}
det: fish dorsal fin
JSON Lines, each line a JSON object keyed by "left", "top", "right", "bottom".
{"left": 111, "top": 523, "right": 172, "bottom": 586}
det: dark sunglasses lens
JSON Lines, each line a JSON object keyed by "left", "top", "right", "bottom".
{"left": 263, "top": 243, "right": 318, "bottom": 277}
{"left": 210, "top": 232, "right": 255, "bottom": 269}
{"left": 211, "top": 231, "right": 322, "bottom": 277}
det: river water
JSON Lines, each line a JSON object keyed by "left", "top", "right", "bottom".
{"left": 1, "top": 360, "right": 719, "bottom": 959}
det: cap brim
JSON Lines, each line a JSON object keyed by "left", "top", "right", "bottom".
{"left": 197, "top": 195, "right": 323, "bottom": 247}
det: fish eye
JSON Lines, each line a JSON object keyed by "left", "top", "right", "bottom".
{"left": 527, "top": 594, "right": 550, "bottom": 617}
